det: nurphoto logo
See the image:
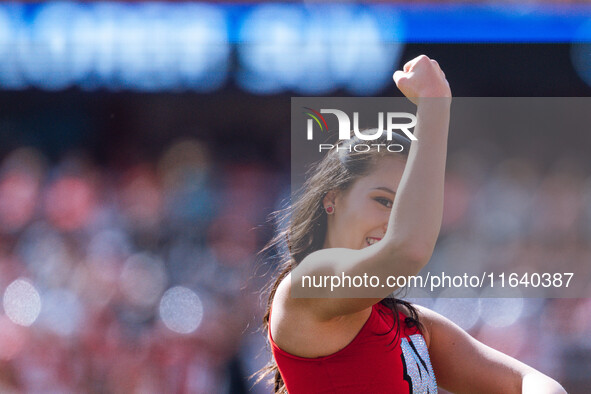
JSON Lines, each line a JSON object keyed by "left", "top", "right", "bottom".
{"left": 303, "top": 107, "right": 417, "bottom": 152}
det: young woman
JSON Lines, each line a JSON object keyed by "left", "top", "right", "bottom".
{"left": 257, "top": 55, "right": 566, "bottom": 393}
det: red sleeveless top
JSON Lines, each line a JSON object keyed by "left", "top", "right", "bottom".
{"left": 269, "top": 302, "right": 438, "bottom": 394}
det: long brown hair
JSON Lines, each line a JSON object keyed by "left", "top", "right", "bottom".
{"left": 255, "top": 130, "right": 424, "bottom": 393}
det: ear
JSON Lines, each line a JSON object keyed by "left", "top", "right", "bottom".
{"left": 322, "top": 190, "right": 338, "bottom": 209}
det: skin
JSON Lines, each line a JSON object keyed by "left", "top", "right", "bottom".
{"left": 273, "top": 159, "right": 566, "bottom": 393}
{"left": 270, "top": 55, "right": 566, "bottom": 393}
{"left": 322, "top": 155, "right": 406, "bottom": 252}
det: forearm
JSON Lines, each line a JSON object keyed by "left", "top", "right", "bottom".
{"left": 384, "top": 98, "right": 451, "bottom": 258}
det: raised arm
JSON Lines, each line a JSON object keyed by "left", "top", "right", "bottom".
{"left": 290, "top": 55, "right": 452, "bottom": 318}
{"left": 387, "top": 55, "right": 451, "bottom": 261}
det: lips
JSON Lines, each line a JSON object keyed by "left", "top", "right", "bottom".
{"left": 366, "top": 237, "right": 382, "bottom": 246}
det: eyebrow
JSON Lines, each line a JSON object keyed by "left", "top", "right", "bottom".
{"left": 372, "top": 187, "right": 396, "bottom": 195}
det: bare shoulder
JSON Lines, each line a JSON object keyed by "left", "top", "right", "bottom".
{"left": 269, "top": 272, "right": 296, "bottom": 327}
{"left": 268, "top": 272, "right": 323, "bottom": 354}
{"left": 270, "top": 273, "right": 373, "bottom": 358}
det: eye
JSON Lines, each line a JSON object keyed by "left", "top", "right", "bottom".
{"left": 374, "top": 197, "right": 393, "bottom": 208}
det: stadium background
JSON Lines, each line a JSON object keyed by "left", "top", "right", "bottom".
{"left": 0, "top": 2, "right": 590, "bottom": 393}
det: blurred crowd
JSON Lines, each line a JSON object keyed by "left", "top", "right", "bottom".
{"left": 0, "top": 140, "right": 284, "bottom": 393}
{"left": 0, "top": 138, "right": 589, "bottom": 393}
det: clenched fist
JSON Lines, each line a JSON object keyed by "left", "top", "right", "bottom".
{"left": 393, "top": 55, "right": 451, "bottom": 105}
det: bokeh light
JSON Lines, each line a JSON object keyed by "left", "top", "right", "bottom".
{"left": 159, "top": 286, "right": 203, "bottom": 334}
{"left": 3, "top": 278, "right": 41, "bottom": 327}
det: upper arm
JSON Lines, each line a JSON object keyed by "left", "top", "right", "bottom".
{"left": 289, "top": 242, "right": 427, "bottom": 319}
{"left": 415, "top": 305, "right": 541, "bottom": 394}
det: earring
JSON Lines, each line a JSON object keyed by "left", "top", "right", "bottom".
{"left": 325, "top": 205, "right": 335, "bottom": 215}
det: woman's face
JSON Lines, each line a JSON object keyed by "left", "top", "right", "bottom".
{"left": 322, "top": 155, "right": 406, "bottom": 250}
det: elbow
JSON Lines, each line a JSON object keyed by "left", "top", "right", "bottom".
{"left": 522, "top": 372, "right": 567, "bottom": 394}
